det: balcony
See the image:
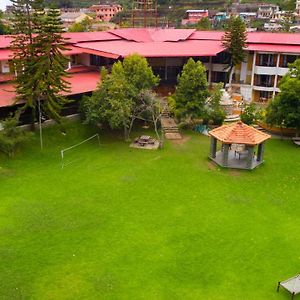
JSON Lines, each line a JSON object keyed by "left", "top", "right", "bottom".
{"left": 254, "top": 66, "right": 277, "bottom": 75}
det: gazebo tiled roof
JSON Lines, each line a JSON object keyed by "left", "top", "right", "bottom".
{"left": 209, "top": 121, "right": 271, "bottom": 145}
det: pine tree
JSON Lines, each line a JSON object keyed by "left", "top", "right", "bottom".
{"left": 30, "top": 7, "right": 70, "bottom": 121}
{"left": 11, "top": 0, "right": 70, "bottom": 130}
{"left": 222, "top": 16, "right": 247, "bottom": 78}
{"left": 10, "top": 0, "right": 42, "bottom": 126}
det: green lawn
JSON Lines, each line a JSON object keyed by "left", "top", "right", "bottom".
{"left": 0, "top": 121, "right": 300, "bottom": 300}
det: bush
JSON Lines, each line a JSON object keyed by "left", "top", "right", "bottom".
{"left": 240, "top": 103, "right": 262, "bottom": 125}
{"left": 0, "top": 116, "right": 32, "bottom": 157}
{"left": 208, "top": 109, "right": 226, "bottom": 126}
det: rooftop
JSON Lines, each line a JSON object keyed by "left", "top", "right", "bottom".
{"left": 0, "top": 67, "right": 100, "bottom": 107}
{"left": 209, "top": 121, "right": 271, "bottom": 145}
{"left": 3, "top": 29, "right": 300, "bottom": 59}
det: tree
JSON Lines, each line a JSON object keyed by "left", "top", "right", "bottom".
{"left": 11, "top": 1, "right": 70, "bottom": 146}
{"left": 68, "top": 17, "right": 93, "bottom": 32}
{"left": 29, "top": 8, "right": 70, "bottom": 122}
{"left": 135, "top": 90, "right": 167, "bottom": 140}
{"left": 122, "top": 54, "right": 159, "bottom": 93}
{"left": 196, "top": 17, "right": 211, "bottom": 31}
{"left": 222, "top": 16, "right": 247, "bottom": 82}
{"left": 173, "top": 58, "right": 209, "bottom": 121}
{"left": 11, "top": 0, "right": 43, "bottom": 128}
{"left": 241, "top": 103, "right": 262, "bottom": 125}
{"left": 266, "top": 59, "right": 300, "bottom": 136}
{"left": 280, "top": 11, "right": 294, "bottom": 32}
{"left": 0, "top": 11, "right": 11, "bottom": 35}
{"left": 0, "top": 115, "right": 32, "bottom": 157}
{"left": 207, "top": 83, "right": 226, "bottom": 125}
{"left": 82, "top": 55, "right": 159, "bottom": 141}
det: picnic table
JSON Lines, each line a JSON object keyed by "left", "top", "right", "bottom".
{"left": 137, "top": 135, "right": 151, "bottom": 146}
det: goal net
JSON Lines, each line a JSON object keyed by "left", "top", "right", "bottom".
{"left": 60, "top": 134, "right": 100, "bottom": 169}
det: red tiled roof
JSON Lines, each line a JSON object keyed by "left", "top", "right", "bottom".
{"left": 62, "top": 31, "right": 121, "bottom": 43}
{"left": 0, "top": 46, "right": 85, "bottom": 61}
{"left": 0, "top": 82, "right": 16, "bottom": 107}
{"left": 247, "top": 31, "right": 300, "bottom": 46}
{"left": 64, "top": 71, "right": 100, "bottom": 96}
{"left": 0, "top": 70, "right": 100, "bottom": 107}
{"left": 191, "top": 30, "right": 300, "bottom": 46}
{"left": 189, "top": 31, "right": 224, "bottom": 41}
{"left": 247, "top": 43, "right": 300, "bottom": 53}
{"left": 0, "top": 49, "right": 12, "bottom": 61}
{"left": 0, "top": 36, "right": 13, "bottom": 49}
{"left": 63, "top": 46, "right": 86, "bottom": 56}
{"left": 109, "top": 28, "right": 196, "bottom": 42}
{"left": 209, "top": 121, "right": 271, "bottom": 145}
{"left": 75, "top": 39, "right": 224, "bottom": 58}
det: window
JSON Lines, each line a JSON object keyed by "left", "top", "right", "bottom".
{"left": 281, "top": 55, "right": 298, "bottom": 68}
{"left": 211, "top": 71, "right": 227, "bottom": 83}
{"left": 258, "top": 54, "right": 276, "bottom": 67}
{"left": 259, "top": 91, "right": 272, "bottom": 101}
{"left": 255, "top": 75, "right": 274, "bottom": 87}
{"left": 212, "top": 51, "right": 231, "bottom": 64}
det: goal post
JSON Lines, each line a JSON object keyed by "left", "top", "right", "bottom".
{"left": 61, "top": 133, "right": 100, "bottom": 169}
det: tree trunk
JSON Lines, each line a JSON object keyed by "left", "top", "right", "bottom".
{"left": 128, "top": 117, "right": 135, "bottom": 139}
{"left": 153, "top": 115, "right": 160, "bottom": 140}
{"left": 123, "top": 121, "right": 129, "bottom": 142}
{"left": 30, "top": 107, "right": 36, "bottom": 131}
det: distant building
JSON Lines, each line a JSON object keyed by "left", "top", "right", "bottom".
{"left": 264, "top": 22, "right": 282, "bottom": 31}
{"left": 89, "top": 4, "right": 122, "bottom": 22}
{"left": 60, "top": 12, "right": 92, "bottom": 30}
{"left": 231, "top": 3, "right": 259, "bottom": 14}
{"left": 214, "top": 12, "right": 227, "bottom": 22}
{"left": 257, "top": 4, "right": 280, "bottom": 19}
{"left": 181, "top": 10, "right": 209, "bottom": 25}
{"left": 239, "top": 12, "right": 257, "bottom": 23}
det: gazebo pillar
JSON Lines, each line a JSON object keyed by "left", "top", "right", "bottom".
{"left": 246, "top": 146, "right": 254, "bottom": 169}
{"left": 222, "top": 144, "right": 229, "bottom": 167}
{"left": 257, "top": 142, "right": 265, "bottom": 162}
{"left": 210, "top": 137, "right": 217, "bottom": 158}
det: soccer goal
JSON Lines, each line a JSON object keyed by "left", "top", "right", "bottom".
{"left": 60, "top": 133, "right": 100, "bottom": 169}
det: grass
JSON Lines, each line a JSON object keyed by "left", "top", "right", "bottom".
{"left": 0, "top": 120, "right": 300, "bottom": 300}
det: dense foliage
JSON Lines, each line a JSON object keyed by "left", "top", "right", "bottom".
{"left": 0, "top": 11, "right": 10, "bottom": 35}
{"left": 266, "top": 59, "right": 300, "bottom": 135}
{"left": 206, "top": 83, "right": 226, "bottom": 125}
{"left": 196, "top": 17, "right": 212, "bottom": 31}
{"left": 81, "top": 54, "right": 160, "bottom": 140}
{"left": 172, "top": 58, "right": 209, "bottom": 121}
{"left": 68, "top": 16, "right": 93, "bottom": 32}
{"left": 241, "top": 103, "right": 262, "bottom": 125}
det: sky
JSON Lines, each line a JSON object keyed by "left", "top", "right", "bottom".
{"left": 0, "top": 0, "right": 12, "bottom": 11}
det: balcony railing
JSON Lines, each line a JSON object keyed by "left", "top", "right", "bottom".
{"left": 254, "top": 81, "right": 274, "bottom": 87}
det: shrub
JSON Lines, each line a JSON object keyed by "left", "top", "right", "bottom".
{"left": 0, "top": 116, "right": 32, "bottom": 157}
{"left": 240, "top": 103, "right": 262, "bottom": 125}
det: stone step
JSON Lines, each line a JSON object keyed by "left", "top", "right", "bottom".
{"left": 163, "top": 127, "right": 179, "bottom": 131}
{"left": 165, "top": 132, "right": 182, "bottom": 140}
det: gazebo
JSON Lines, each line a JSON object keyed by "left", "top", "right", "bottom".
{"left": 209, "top": 121, "right": 271, "bottom": 170}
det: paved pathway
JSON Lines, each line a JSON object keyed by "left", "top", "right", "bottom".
{"left": 160, "top": 99, "right": 182, "bottom": 140}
